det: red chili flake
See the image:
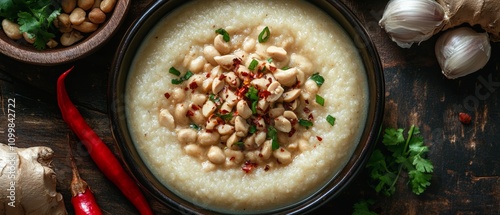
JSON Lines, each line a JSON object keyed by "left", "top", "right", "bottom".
{"left": 184, "top": 87, "right": 189, "bottom": 91}
{"left": 305, "top": 99, "right": 310, "bottom": 105}
{"left": 230, "top": 157, "right": 235, "bottom": 161}
{"left": 303, "top": 107, "right": 311, "bottom": 113}
{"left": 242, "top": 160, "right": 257, "bottom": 173}
{"left": 264, "top": 165, "right": 270, "bottom": 171}
{"left": 288, "top": 128, "right": 296, "bottom": 137}
{"left": 233, "top": 58, "right": 242, "bottom": 68}
{"left": 205, "top": 129, "right": 214, "bottom": 133}
{"left": 308, "top": 113, "right": 314, "bottom": 121}
{"left": 289, "top": 118, "right": 298, "bottom": 126}
{"left": 459, "top": 112, "right": 472, "bottom": 125}
{"left": 186, "top": 110, "right": 194, "bottom": 117}
{"left": 316, "top": 136, "right": 323, "bottom": 141}
{"left": 258, "top": 153, "right": 263, "bottom": 158}
{"left": 268, "top": 66, "right": 277, "bottom": 72}
{"left": 284, "top": 103, "right": 293, "bottom": 110}
{"left": 164, "top": 92, "right": 170, "bottom": 99}
{"left": 220, "top": 109, "right": 229, "bottom": 114}
{"left": 259, "top": 90, "right": 271, "bottom": 99}
{"left": 206, "top": 73, "right": 211, "bottom": 78}
{"left": 191, "top": 104, "right": 200, "bottom": 111}
{"left": 241, "top": 72, "right": 249, "bottom": 77}
{"left": 280, "top": 148, "right": 285, "bottom": 152}
{"left": 219, "top": 74, "right": 226, "bottom": 80}
{"left": 292, "top": 81, "right": 301, "bottom": 88}
{"left": 189, "top": 82, "right": 198, "bottom": 90}
{"left": 237, "top": 86, "right": 248, "bottom": 98}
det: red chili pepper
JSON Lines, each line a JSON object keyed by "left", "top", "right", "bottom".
{"left": 57, "top": 67, "right": 153, "bottom": 215}
{"left": 69, "top": 143, "right": 103, "bottom": 215}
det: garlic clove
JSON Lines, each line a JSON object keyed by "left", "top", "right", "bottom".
{"left": 379, "top": 0, "right": 446, "bottom": 48}
{"left": 435, "top": 27, "right": 491, "bottom": 79}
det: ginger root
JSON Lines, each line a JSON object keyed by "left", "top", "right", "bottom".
{"left": 436, "top": 0, "right": 500, "bottom": 41}
{"left": 0, "top": 143, "right": 67, "bottom": 215}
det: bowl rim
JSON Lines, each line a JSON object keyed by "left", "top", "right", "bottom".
{"left": 0, "top": 0, "right": 131, "bottom": 66}
{"left": 109, "top": 0, "right": 385, "bottom": 214}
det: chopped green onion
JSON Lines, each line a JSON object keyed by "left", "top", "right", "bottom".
{"left": 190, "top": 124, "right": 201, "bottom": 130}
{"left": 251, "top": 100, "right": 258, "bottom": 114}
{"left": 248, "top": 59, "right": 259, "bottom": 71}
{"left": 169, "top": 67, "right": 180, "bottom": 76}
{"left": 249, "top": 125, "right": 257, "bottom": 134}
{"left": 267, "top": 126, "right": 279, "bottom": 150}
{"left": 171, "top": 71, "right": 193, "bottom": 85}
{"left": 281, "top": 66, "right": 290, "bottom": 70}
{"left": 217, "top": 112, "right": 233, "bottom": 121}
{"left": 209, "top": 94, "right": 221, "bottom": 104}
{"left": 326, "top": 115, "right": 336, "bottom": 126}
{"left": 267, "top": 58, "right": 273, "bottom": 63}
{"left": 315, "top": 94, "right": 325, "bottom": 106}
{"left": 258, "top": 26, "right": 270, "bottom": 43}
{"left": 215, "top": 28, "right": 230, "bottom": 42}
{"left": 299, "top": 119, "right": 313, "bottom": 129}
{"left": 235, "top": 141, "right": 245, "bottom": 149}
{"left": 310, "top": 73, "right": 325, "bottom": 86}
{"left": 245, "top": 86, "right": 259, "bottom": 101}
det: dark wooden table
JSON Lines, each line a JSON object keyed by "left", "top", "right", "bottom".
{"left": 1, "top": 0, "right": 498, "bottom": 214}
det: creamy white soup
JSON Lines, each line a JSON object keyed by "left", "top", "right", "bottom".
{"left": 126, "top": 0, "right": 368, "bottom": 212}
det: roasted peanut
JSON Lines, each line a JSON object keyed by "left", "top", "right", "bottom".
{"left": 69, "top": 7, "right": 86, "bottom": 26}
{"left": 89, "top": 8, "right": 106, "bottom": 24}
{"left": 203, "top": 45, "right": 221, "bottom": 65}
{"left": 61, "top": 0, "right": 77, "bottom": 14}
{"left": 100, "top": 0, "right": 117, "bottom": 13}
{"left": 78, "top": 0, "right": 95, "bottom": 10}
{"left": 273, "top": 147, "right": 292, "bottom": 165}
{"left": 197, "top": 130, "right": 220, "bottom": 146}
{"left": 177, "top": 128, "right": 197, "bottom": 144}
{"left": 158, "top": 109, "right": 175, "bottom": 130}
{"left": 184, "top": 144, "right": 203, "bottom": 157}
{"left": 214, "top": 34, "right": 231, "bottom": 54}
{"left": 1, "top": 19, "right": 22, "bottom": 40}
{"left": 72, "top": 21, "right": 98, "bottom": 33}
{"left": 266, "top": 46, "right": 287, "bottom": 61}
{"left": 207, "top": 146, "right": 225, "bottom": 164}
{"left": 60, "top": 31, "right": 84, "bottom": 46}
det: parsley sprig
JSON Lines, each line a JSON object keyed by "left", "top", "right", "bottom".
{"left": 367, "top": 125, "right": 433, "bottom": 196}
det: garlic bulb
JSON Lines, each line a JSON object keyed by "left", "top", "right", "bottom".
{"left": 379, "top": 0, "right": 446, "bottom": 48}
{"left": 435, "top": 27, "right": 491, "bottom": 79}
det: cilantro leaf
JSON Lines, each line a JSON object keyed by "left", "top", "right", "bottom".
{"left": 1, "top": 0, "right": 60, "bottom": 50}
{"left": 352, "top": 199, "right": 378, "bottom": 215}
{"left": 366, "top": 125, "right": 433, "bottom": 196}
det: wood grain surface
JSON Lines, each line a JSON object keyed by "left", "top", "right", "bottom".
{"left": 0, "top": 0, "right": 498, "bottom": 214}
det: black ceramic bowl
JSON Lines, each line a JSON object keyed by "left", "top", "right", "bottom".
{"left": 109, "top": 0, "right": 384, "bottom": 214}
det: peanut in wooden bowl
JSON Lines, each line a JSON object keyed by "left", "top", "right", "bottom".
{"left": 0, "top": 0, "right": 130, "bottom": 66}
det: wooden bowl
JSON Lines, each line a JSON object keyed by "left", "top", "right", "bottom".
{"left": 0, "top": 0, "right": 130, "bottom": 66}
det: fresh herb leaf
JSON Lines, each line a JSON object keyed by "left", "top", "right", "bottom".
{"left": 366, "top": 125, "right": 433, "bottom": 196}
{"left": 251, "top": 100, "right": 258, "bottom": 114}
{"left": 315, "top": 94, "right": 325, "bottom": 106}
{"left": 3, "top": 0, "right": 61, "bottom": 50}
{"left": 298, "top": 119, "right": 313, "bottom": 129}
{"left": 189, "top": 124, "right": 201, "bottom": 131}
{"left": 209, "top": 93, "right": 221, "bottom": 104}
{"left": 267, "top": 126, "right": 279, "bottom": 150}
{"left": 248, "top": 59, "right": 259, "bottom": 71}
{"left": 310, "top": 73, "right": 325, "bottom": 86}
{"left": 258, "top": 26, "right": 270, "bottom": 43}
{"left": 216, "top": 112, "right": 233, "bottom": 121}
{"left": 171, "top": 71, "right": 193, "bottom": 85}
{"left": 215, "top": 28, "right": 230, "bottom": 42}
{"left": 352, "top": 199, "right": 378, "bottom": 215}
{"left": 326, "top": 115, "right": 335, "bottom": 126}
{"left": 169, "top": 67, "right": 181, "bottom": 76}
{"left": 249, "top": 125, "right": 257, "bottom": 134}
{"left": 245, "top": 86, "right": 259, "bottom": 101}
